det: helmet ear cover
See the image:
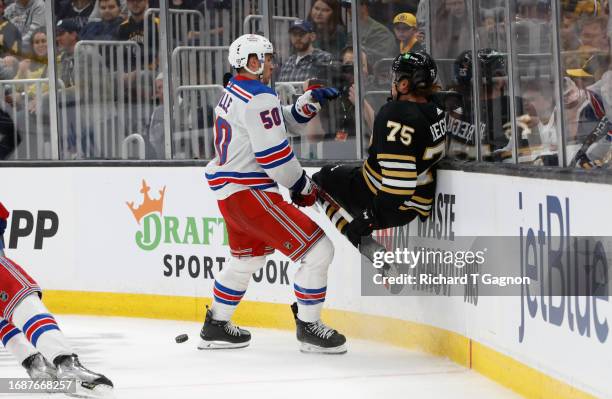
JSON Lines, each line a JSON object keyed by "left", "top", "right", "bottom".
{"left": 228, "top": 34, "right": 274, "bottom": 75}
{"left": 391, "top": 51, "right": 437, "bottom": 93}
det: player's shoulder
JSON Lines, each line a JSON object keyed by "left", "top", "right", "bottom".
{"left": 227, "top": 76, "right": 276, "bottom": 104}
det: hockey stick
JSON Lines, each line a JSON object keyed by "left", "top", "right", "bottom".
{"left": 569, "top": 116, "right": 609, "bottom": 167}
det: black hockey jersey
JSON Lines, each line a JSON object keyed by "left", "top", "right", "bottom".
{"left": 362, "top": 99, "right": 447, "bottom": 220}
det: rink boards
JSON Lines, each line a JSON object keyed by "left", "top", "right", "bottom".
{"left": 0, "top": 166, "right": 611, "bottom": 399}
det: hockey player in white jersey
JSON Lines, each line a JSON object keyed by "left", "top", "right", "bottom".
{"left": 200, "top": 34, "right": 347, "bottom": 354}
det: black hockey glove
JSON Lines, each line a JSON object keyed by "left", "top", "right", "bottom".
{"left": 345, "top": 208, "right": 376, "bottom": 248}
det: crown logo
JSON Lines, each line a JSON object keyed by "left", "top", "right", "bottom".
{"left": 126, "top": 179, "right": 166, "bottom": 224}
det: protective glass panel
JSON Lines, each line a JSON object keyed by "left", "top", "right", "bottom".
{"left": 273, "top": 0, "right": 355, "bottom": 160}
{"left": 165, "top": 0, "right": 246, "bottom": 159}
{"left": 559, "top": 1, "right": 612, "bottom": 169}
{"left": 0, "top": 0, "right": 52, "bottom": 159}
{"left": 427, "top": 0, "right": 477, "bottom": 161}
{"left": 52, "top": 0, "right": 159, "bottom": 159}
{"left": 511, "top": 1, "right": 558, "bottom": 166}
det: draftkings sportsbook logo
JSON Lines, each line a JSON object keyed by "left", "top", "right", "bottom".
{"left": 126, "top": 179, "right": 227, "bottom": 251}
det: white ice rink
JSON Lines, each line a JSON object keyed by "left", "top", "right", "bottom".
{"left": 0, "top": 315, "right": 522, "bottom": 399}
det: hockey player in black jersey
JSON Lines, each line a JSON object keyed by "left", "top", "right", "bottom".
{"left": 312, "top": 51, "right": 447, "bottom": 248}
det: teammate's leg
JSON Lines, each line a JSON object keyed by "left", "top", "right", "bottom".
{"left": 1, "top": 257, "right": 113, "bottom": 397}
{"left": 0, "top": 319, "right": 56, "bottom": 379}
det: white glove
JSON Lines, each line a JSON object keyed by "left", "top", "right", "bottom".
{"left": 293, "top": 90, "right": 321, "bottom": 121}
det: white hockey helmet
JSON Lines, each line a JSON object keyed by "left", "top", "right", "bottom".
{"left": 228, "top": 34, "right": 274, "bottom": 75}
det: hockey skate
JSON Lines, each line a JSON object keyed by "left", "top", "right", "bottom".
{"left": 198, "top": 307, "right": 251, "bottom": 349}
{"left": 359, "top": 235, "right": 403, "bottom": 294}
{"left": 290, "top": 303, "right": 347, "bottom": 354}
{"left": 22, "top": 352, "right": 57, "bottom": 380}
{"left": 54, "top": 354, "right": 114, "bottom": 398}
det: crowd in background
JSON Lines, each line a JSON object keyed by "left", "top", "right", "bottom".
{"left": 0, "top": 0, "right": 610, "bottom": 168}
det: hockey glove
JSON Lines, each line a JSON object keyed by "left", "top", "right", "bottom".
{"left": 311, "top": 87, "right": 340, "bottom": 106}
{"left": 293, "top": 87, "right": 341, "bottom": 122}
{"left": 576, "top": 152, "right": 600, "bottom": 169}
{"left": 290, "top": 171, "right": 319, "bottom": 207}
{"left": 345, "top": 208, "right": 376, "bottom": 248}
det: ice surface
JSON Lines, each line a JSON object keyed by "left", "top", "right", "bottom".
{"left": 0, "top": 315, "right": 521, "bottom": 399}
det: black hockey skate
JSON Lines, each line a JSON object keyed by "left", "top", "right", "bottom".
{"left": 290, "top": 303, "right": 347, "bottom": 354}
{"left": 359, "top": 235, "right": 404, "bottom": 295}
{"left": 22, "top": 352, "right": 56, "bottom": 380}
{"left": 198, "top": 307, "right": 251, "bottom": 349}
{"left": 54, "top": 354, "right": 113, "bottom": 398}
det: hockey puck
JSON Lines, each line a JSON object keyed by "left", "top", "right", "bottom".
{"left": 175, "top": 334, "right": 189, "bottom": 343}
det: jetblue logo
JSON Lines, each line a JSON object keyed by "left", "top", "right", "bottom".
{"left": 518, "top": 193, "right": 609, "bottom": 343}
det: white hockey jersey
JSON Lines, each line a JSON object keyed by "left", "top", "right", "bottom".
{"left": 205, "top": 76, "right": 313, "bottom": 200}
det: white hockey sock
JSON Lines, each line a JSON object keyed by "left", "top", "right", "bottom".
{"left": 211, "top": 256, "right": 265, "bottom": 321}
{"left": 0, "top": 320, "right": 38, "bottom": 365}
{"left": 11, "top": 294, "right": 72, "bottom": 363}
{"left": 294, "top": 237, "right": 334, "bottom": 323}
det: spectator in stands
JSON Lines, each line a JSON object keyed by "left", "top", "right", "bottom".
{"left": 578, "top": 16, "right": 609, "bottom": 53}
{"left": 567, "top": 53, "right": 611, "bottom": 84}
{"left": 565, "top": 16, "right": 610, "bottom": 73}
{"left": 80, "top": 0, "right": 125, "bottom": 40}
{"left": 56, "top": 19, "right": 80, "bottom": 88}
{"left": 89, "top": 0, "right": 129, "bottom": 21}
{"left": 277, "top": 19, "right": 332, "bottom": 83}
{"left": 11, "top": 28, "right": 48, "bottom": 114}
{"left": 56, "top": 0, "right": 96, "bottom": 30}
{"left": 146, "top": 73, "right": 165, "bottom": 159}
{"left": 342, "top": 0, "right": 397, "bottom": 71}
{"left": 563, "top": 0, "right": 606, "bottom": 16}
{"left": 4, "top": 0, "right": 44, "bottom": 54}
{"left": 307, "top": 0, "right": 347, "bottom": 59}
{"left": 0, "top": 0, "right": 21, "bottom": 80}
{"left": 561, "top": 12, "right": 581, "bottom": 51}
{"left": 539, "top": 76, "right": 609, "bottom": 165}
{"left": 392, "top": 12, "right": 424, "bottom": 54}
{"left": 368, "top": 0, "right": 420, "bottom": 24}
{"left": 116, "top": 0, "right": 159, "bottom": 70}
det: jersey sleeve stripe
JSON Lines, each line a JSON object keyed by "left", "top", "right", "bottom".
{"left": 258, "top": 151, "right": 295, "bottom": 169}
{"left": 381, "top": 169, "right": 417, "bottom": 179}
{"left": 364, "top": 160, "right": 383, "bottom": 180}
{"left": 379, "top": 161, "right": 416, "bottom": 170}
{"left": 410, "top": 195, "right": 433, "bottom": 205}
{"left": 256, "top": 144, "right": 292, "bottom": 164}
{"left": 382, "top": 177, "right": 416, "bottom": 189}
{"left": 362, "top": 168, "right": 378, "bottom": 194}
{"left": 399, "top": 205, "right": 429, "bottom": 216}
{"left": 377, "top": 153, "right": 416, "bottom": 162}
{"left": 254, "top": 139, "right": 290, "bottom": 157}
{"left": 380, "top": 186, "right": 415, "bottom": 195}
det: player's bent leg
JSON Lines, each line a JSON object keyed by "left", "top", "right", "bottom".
{"left": 0, "top": 319, "right": 56, "bottom": 380}
{"left": 198, "top": 255, "right": 265, "bottom": 350}
{"left": 291, "top": 237, "right": 347, "bottom": 354}
{"left": 11, "top": 294, "right": 113, "bottom": 398}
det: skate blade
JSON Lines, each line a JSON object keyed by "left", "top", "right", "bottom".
{"left": 299, "top": 342, "right": 347, "bottom": 354}
{"left": 197, "top": 339, "right": 250, "bottom": 350}
{"left": 67, "top": 382, "right": 114, "bottom": 398}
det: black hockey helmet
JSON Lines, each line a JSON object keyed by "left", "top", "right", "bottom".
{"left": 391, "top": 51, "right": 437, "bottom": 91}
{"left": 454, "top": 48, "right": 507, "bottom": 86}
